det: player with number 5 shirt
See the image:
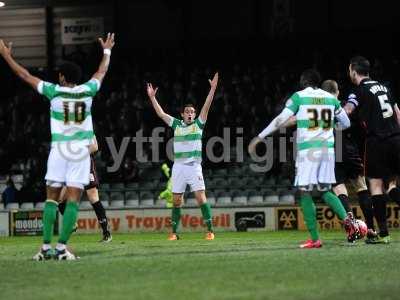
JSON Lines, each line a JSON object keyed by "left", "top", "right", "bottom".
{"left": 345, "top": 56, "right": 400, "bottom": 244}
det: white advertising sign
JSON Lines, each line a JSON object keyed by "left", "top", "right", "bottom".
{"left": 0, "top": 211, "right": 9, "bottom": 237}
{"left": 61, "top": 17, "right": 104, "bottom": 45}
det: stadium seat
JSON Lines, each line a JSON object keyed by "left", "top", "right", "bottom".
{"left": 20, "top": 202, "right": 34, "bottom": 210}
{"left": 206, "top": 178, "right": 217, "bottom": 189}
{"left": 101, "top": 200, "right": 110, "bottom": 208}
{"left": 230, "top": 167, "right": 242, "bottom": 177}
{"left": 206, "top": 195, "right": 216, "bottom": 206}
{"left": 110, "top": 192, "right": 124, "bottom": 199}
{"left": 228, "top": 177, "right": 243, "bottom": 188}
{"left": 109, "top": 192, "right": 125, "bottom": 208}
{"left": 213, "top": 168, "right": 228, "bottom": 177}
{"left": 110, "top": 200, "right": 124, "bottom": 208}
{"left": 280, "top": 178, "right": 292, "bottom": 186}
{"left": 125, "top": 191, "right": 139, "bottom": 207}
{"left": 100, "top": 183, "right": 110, "bottom": 190}
{"left": 214, "top": 189, "right": 226, "bottom": 197}
{"left": 111, "top": 182, "right": 125, "bottom": 190}
{"left": 126, "top": 191, "right": 139, "bottom": 200}
{"left": 230, "top": 189, "right": 247, "bottom": 205}
{"left": 203, "top": 168, "right": 212, "bottom": 178}
{"left": 205, "top": 191, "right": 216, "bottom": 206}
{"left": 232, "top": 194, "right": 247, "bottom": 205}
{"left": 244, "top": 188, "right": 258, "bottom": 195}
{"left": 248, "top": 193, "right": 264, "bottom": 204}
{"left": 260, "top": 188, "right": 274, "bottom": 195}
{"left": 264, "top": 177, "right": 276, "bottom": 186}
{"left": 140, "top": 198, "right": 154, "bottom": 207}
{"left": 140, "top": 181, "right": 156, "bottom": 190}
{"left": 0, "top": 203, "right": 4, "bottom": 210}
{"left": 125, "top": 182, "right": 139, "bottom": 189}
{"left": 153, "top": 199, "right": 165, "bottom": 207}
{"left": 185, "top": 196, "right": 197, "bottom": 207}
{"left": 280, "top": 190, "right": 296, "bottom": 204}
{"left": 80, "top": 201, "right": 92, "bottom": 210}
{"left": 152, "top": 179, "right": 161, "bottom": 186}
{"left": 216, "top": 192, "right": 231, "bottom": 206}
{"left": 140, "top": 191, "right": 154, "bottom": 207}
{"left": 247, "top": 177, "right": 263, "bottom": 189}
{"left": 99, "top": 191, "right": 110, "bottom": 201}
{"left": 6, "top": 203, "right": 19, "bottom": 210}
{"left": 35, "top": 202, "right": 45, "bottom": 210}
{"left": 264, "top": 192, "right": 279, "bottom": 204}
{"left": 125, "top": 199, "right": 139, "bottom": 207}
{"left": 140, "top": 191, "right": 152, "bottom": 198}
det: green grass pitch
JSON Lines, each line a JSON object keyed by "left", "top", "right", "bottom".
{"left": 1, "top": 231, "right": 400, "bottom": 300}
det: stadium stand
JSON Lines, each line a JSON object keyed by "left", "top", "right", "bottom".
{"left": 1, "top": 48, "right": 398, "bottom": 210}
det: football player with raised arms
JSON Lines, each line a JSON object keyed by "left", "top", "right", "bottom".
{"left": 0, "top": 33, "right": 115, "bottom": 260}
{"left": 146, "top": 73, "right": 218, "bottom": 240}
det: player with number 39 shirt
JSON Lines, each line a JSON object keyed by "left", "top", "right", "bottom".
{"left": 249, "top": 69, "right": 358, "bottom": 248}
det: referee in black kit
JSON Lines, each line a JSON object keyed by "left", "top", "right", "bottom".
{"left": 344, "top": 56, "right": 400, "bottom": 244}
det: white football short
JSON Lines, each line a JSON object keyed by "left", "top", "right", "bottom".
{"left": 294, "top": 150, "right": 336, "bottom": 191}
{"left": 45, "top": 144, "right": 90, "bottom": 189}
{"left": 172, "top": 161, "right": 205, "bottom": 193}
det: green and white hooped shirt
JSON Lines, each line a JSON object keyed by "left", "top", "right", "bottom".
{"left": 37, "top": 79, "right": 100, "bottom": 147}
{"left": 169, "top": 117, "right": 205, "bottom": 164}
{"left": 285, "top": 87, "right": 342, "bottom": 153}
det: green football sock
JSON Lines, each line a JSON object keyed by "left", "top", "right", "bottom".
{"left": 200, "top": 203, "right": 213, "bottom": 232}
{"left": 43, "top": 200, "right": 58, "bottom": 244}
{"left": 171, "top": 207, "right": 181, "bottom": 233}
{"left": 322, "top": 191, "right": 347, "bottom": 220}
{"left": 58, "top": 201, "right": 79, "bottom": 244}
{"left": 300, "top": 194, "right": 319, "bottom": 241}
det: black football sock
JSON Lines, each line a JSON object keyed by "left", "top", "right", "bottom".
{"left": 58, "top": 201, "right": 66, "bottom": 215}
{"left": 357, "top": 190, "right": 375, "bottom": 230}
{"left": 388, "top": 187, "right": 400, "bottom": 207}
{"left": 337, "top": 194, "right": 352, "bottom": 213}
{"left": 371, "top": 194, "right": 389, "bottom": 237}
{"left": 91, "top": 201, "right": 109, "bottom": 234}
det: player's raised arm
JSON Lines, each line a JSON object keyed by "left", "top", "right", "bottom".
{"left": 394, "top": 104, "right": 400, "bottom": 126}
{"left": 0, "top": 39, "right": 41, "bottom": 90}
{"left": 248, "top": 107, "right": 294, "bottom": 154}
{"left": 91, "top": 33, "right": 115, "bottom": 84}
{"left": 199, "top": 72, "right": 218, "bottom": 122}
{"left": 146, "top": 83, "right": 173, "bottom": 126}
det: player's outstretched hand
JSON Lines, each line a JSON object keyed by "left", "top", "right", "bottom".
{"left": 99, "top": 33, "right": 115, "bottom": 50}
{"left": 248, "top": 137, "right": 262, "bottom": 155}
{"left": 146, "top": 83, "right": 158, "bottom": 99}
{"left": 208, "top": 72, "right": 219, "bottom": 89}
{"left": 0, "top": 39, "right": 12, "bottom": 57}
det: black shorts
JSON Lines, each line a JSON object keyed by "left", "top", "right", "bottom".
{"left": 365, "top": 136, "right": 400, "bottom": 179}
{"left": 334, "top": 140, "right": 364, "bottom": 185}
{"left": 85, "top": 156, "right": 99, "bottom": 190}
